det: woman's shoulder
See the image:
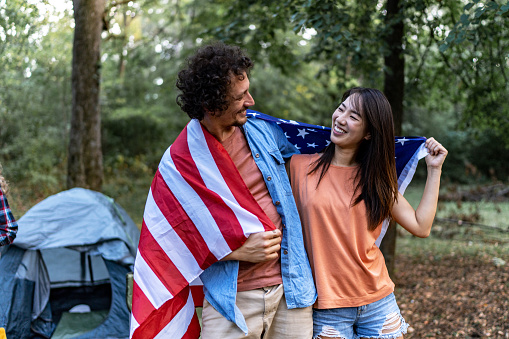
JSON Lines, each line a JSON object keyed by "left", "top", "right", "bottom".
{"left": 293, "top": 153, "right": 320, "bottom": 161}
{"left": 290, "top": 153, "right": 320, "bottom": 171}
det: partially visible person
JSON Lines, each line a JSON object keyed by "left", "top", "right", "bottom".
{"left": 289, "top": 87, "right": 448, "bottom": 339}
{"left": 0, "top": 165, "right": 18, "bottom": 247}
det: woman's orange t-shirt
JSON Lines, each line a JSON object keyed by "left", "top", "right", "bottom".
{"left": 290, "top": 153, "right": 394, "bottom": 309}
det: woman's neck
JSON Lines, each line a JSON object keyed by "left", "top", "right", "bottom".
{"left": 331, "top": 146, "right": 358, "bottom": 167}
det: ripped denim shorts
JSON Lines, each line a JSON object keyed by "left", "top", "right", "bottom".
{"left": 312, "top": 293, "right": 409, "bottom": 339}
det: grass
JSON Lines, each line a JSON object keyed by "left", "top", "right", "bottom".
{"left": 8, "top": 173, "right": 509, "bottom": 260}
{"left": 399, "top": 181, "right": 509, "bottom": 259}
{"left": 404, "top": 181, "right": 509, "bottom": 228}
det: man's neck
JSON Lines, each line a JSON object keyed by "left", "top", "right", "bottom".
{"left": 200, "top": 115, "right": 237, "bottom": 142}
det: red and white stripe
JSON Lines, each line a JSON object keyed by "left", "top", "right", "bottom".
{"left": 130, "top": 119, "right": 275, "bottom": 339}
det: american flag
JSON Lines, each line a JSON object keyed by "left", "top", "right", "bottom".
{"left": 129, "top": 111, "right": 427, "bottom": 338}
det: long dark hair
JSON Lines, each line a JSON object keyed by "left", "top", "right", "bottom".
{"left": 309, "top": 87, "right": 398, "bottom": 231}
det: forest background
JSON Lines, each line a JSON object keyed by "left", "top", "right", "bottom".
{"left": 1, "top": 0, "right": 508, "bottom": 336}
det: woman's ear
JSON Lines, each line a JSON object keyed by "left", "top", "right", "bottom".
{"left": 364, "top": 133, "right": 371, "bottom": 140}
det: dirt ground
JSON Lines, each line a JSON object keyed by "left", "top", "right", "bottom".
{"left": 394, "top": 253, "right": 509, "bottom": 338}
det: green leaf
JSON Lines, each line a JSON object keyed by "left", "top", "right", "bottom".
{"left": 460, "top": 14, "right": 470, "bottom": 25}
{"left": 464, "top": 3, "right": 474, "bottom": 11}
{"left": 474, "top": 7, "right": 485, "bottom": 18}
{"left": 500, "top": 3, "right": 509, "bottom": 13}
{"left": 486, "top": 2, "right": 499, "bottom": 11}
{"left": 439, "top": 43, "right": 449, "bottom": 52}
{"left": 445, "top": 32, "right": 456, "bottom": 43}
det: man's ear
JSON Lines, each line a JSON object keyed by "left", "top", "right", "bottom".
{"left": 203, "top": 106, "right": 215, "bottom": 117}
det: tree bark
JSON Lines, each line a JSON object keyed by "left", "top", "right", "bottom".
{"left": 68, "top": 0, "right": 105, "bottom": 191}
{"left": 381, "top": 0, "right": 405, "bottom": 276}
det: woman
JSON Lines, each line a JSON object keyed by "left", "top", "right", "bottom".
{"left": 0, "top": 164, "right": 18, "bottom": 247}
{"left": 289, "top": 87, "right": 447, "bottom": 339}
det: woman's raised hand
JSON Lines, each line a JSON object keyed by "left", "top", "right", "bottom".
{"left": 424, "top": 137, "right": 448, "bottom": 169}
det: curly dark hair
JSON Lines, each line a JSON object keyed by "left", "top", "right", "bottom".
{"left": 176, "top": 42, "right": 254, "bottom": 120}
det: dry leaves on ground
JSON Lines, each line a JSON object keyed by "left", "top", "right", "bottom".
{"left": 395, "top": 253, "right": 509, "bottom": 338}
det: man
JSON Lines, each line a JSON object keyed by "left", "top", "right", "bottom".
{"left": 130, "top": 42, "right": 315, "bottom": 339}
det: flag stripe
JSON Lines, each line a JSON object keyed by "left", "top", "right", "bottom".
{"left": 172, "top": 122, "right": 247, "bottom": 250}
{"left": 398, "top": 144, "right": 428, "bottom": 194}
{"left": 200, "top": 121, "right": 276, "bottom": 234}
{"left": 133, "top": 251, "right": 173, "bottom": 307}
{"left": 190, "top": 285, "right": 205, "bottom": 308}
{"left": 131, "top": 279, "right": 156, "bottom": 327}
{"left": 151, "top": 170, "right": 218, "bottom": 269}
{"left": 132, "top": 286, "right": 194, "bottom": 339}
{"left": 159, "top": 145, "right": 233, "bottom": 259}
{"left": 153, "top": 289, "right": 197, "bottom": 339}
{"left": 143, "top": 191, "right": 202, "bottom": 283}
{"left": 130, "top": 313, "right": 139, "bottom": 336}
{"left": 181, "top": 312, "right": 202, "bottom": 339}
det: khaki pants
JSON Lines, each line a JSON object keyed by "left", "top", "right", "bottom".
{"left": 201, "top": 284, "right": 313, "bottom": 339}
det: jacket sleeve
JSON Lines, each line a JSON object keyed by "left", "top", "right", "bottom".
{"left": 0, "top": 188, "right": 18, "bottom": 246}
{"left": 265, "top": 121, "right": 300, "bottom": 160}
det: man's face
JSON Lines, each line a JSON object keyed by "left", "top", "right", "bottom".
{"left": 213, "top": 72, "right": 255, "bottom": 128}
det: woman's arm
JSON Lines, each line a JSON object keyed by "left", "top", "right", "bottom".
{"left": 391, "top": 138, "right": 448, "bottom": 238}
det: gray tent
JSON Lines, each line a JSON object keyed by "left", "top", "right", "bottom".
{"left": 0, "top": 188, "right": 140, "bottom": 339}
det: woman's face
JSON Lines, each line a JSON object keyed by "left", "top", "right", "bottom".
{"left": 330, "top": 94, "right": 370, "bottom": 150}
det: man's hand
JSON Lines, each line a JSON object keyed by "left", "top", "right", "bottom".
{"left": 222, "top": 229, "right": 282, "bottom": 263}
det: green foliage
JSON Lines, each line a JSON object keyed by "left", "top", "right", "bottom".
{"left": 102, "top": 107, "right": 179, "bottom": 170}
{"left": 0, "top": 4, "right": 72, "bottom": 193}
{"left": 250, "top": 62, "right": 339, "bottom": 126}
{"left": 2, "top": 0, "right": 509, "bottom": 208}
{"left": 432, "top": 0, "right": 509, "bottom": 144}
{"left": 440, "top": 0, "right": 509, "bottom": 52}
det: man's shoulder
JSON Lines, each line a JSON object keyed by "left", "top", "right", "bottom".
{"left": 246, "top": 115, "right": 275, "bottom": 128}
{"left": 245, "top": 117, "right": 287, "bottom": 148}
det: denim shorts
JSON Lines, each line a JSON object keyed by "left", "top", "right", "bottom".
{"left": 312, "top": 293, "right": 409, "bottom": 339}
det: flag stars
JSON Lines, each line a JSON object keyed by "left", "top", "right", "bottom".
{"left": 294, "top": 144, "right": 301, "bottom": 150}
{"left": 396, "top": 137, "right": 409, "bottom": 146}
{"left": 307, "top": 143, "right": 318, "bottom": 148}
{"left": 297, "top": 128, "right": 309, "bottom": 139}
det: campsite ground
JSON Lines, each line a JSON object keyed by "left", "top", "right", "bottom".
{"left": 395, "top": 237, "right": 509, "bottom": 338}
{"left": 395, "top": 184, "right": 509, "bottom": 338}
{"left": 8, "top": 181, "right": 509, "bottom": 338}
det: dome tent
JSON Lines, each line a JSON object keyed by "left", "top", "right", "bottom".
{"left": 0, "top": 188, "right": 140, "bottom": 339}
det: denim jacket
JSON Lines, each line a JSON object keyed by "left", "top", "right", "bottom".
{"left": 200, "top": 116, "right": 317, "bottom": 334}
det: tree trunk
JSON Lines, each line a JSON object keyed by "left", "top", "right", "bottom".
{"left": 68, "top": 0, "right": 105, "bottom": 191}
{"left": 381, "top": 0, "right": 404, "bottom": 276}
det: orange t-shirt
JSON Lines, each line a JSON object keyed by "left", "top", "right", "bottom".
{"left": 290, "top": 153, "right": 394, "bottom": 309}
{"left": 221, "top": 127, "right": 283, "bottom": 292}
